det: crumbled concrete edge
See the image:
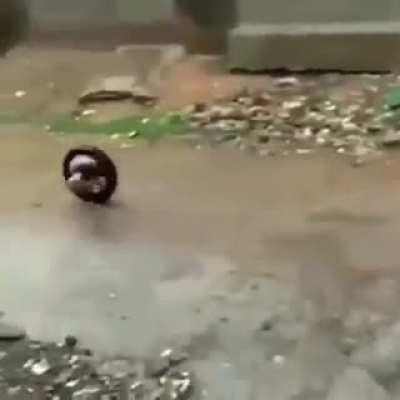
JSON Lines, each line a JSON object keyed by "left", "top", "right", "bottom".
{"left": 150, "top": 44, "right": 187, "bottom": 87}
{"left": 227, "top": 22, "right": 400, "bottom": 72}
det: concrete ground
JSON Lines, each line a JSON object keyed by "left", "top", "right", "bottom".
{"left": 2, "top": 46, "right": 400, "bottom": 398}
{"left": 0, "top": 131, "right": 400, "bottom": 394}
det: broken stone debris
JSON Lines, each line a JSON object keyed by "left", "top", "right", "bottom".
{"left": 0, "top": 336, "right": 193, "bottom": 400}
{"left": 182, "top": 75, "right": 400, "bottom": 164}
{"left": 0, "top": 322, "right": 26, "bottom": 341}
{"left": 79, "top": 76, "right": 158, "bottom": 107}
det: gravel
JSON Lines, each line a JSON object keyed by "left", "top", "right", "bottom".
{"left": 180, "top": 74, "right": 400, "bottom": 165}
{"left": 0, "top": 337, "right": 193, "bottom": 400}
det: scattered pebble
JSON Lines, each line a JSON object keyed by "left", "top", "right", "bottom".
{"left": 296, "top": 148, "right": 313, "bottom": 155}
{"left": 81, "top": 109, "right": 96, "bottom": 117}
{"left": 1, "top": 335, "right": 194, "bottom": 400}
{"left": 181, "top": 76, "right": 400, "bottom": 165}
{"left": 120, "top": 143, "right": 133, "bottom": 149}
{"left": 0, "top": 322, "right": 26, "bottom": 341}
{"left": 274, "top": 77, "right": 300, "bottom": 87}
{"left": 272, "top": 354, "right": 286, "bottom": 366}
{"left": 64, "top": 335, "right": 78, "bottom": 349}
{"left": 128, "top": 130, "right": 139, "bottom": 139}
{"left": 108, "top": 292, "right": 117, "bottom": 300}
{"left": 30, "top": 358, "right": 51, "bottom": 376}
{"left": 381, "top": 131, "right": 400, "bottom": 146}
{"left": 14, "top": 90, "right": 26, "bottom": 98}
{"left": 260, "top": 319, "right": 274, "bottom": 332}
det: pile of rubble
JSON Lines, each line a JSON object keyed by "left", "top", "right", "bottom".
{"left": 0, "top": 336, "right": 193, "bottom": 400}
{"left": 182, "top": 76, "right": 400, "bottom": 165}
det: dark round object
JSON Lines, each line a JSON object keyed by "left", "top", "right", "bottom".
{"left": 64, "top": 335, "right": 78, "bottom": 349}
{"left": 63, "top": 145, "right": 118, "bottom": 204}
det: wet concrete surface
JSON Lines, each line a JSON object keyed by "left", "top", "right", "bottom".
{"left": 1, "top": 130, "right": 400, "bottom": 397}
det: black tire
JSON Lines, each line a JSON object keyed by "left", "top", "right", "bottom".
{"left": 63, "top": 146, "right": 118, "bottom": 204}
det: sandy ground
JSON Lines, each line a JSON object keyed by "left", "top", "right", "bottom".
{"left": 1, "top": 46, "right": 400, "bottom": 398}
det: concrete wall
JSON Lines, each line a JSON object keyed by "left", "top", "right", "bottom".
{"left": 228, "top": 0, "right": 400, "bottom": 71}
{"left": 29, "top": 0, "right": 174, "bottom": 26}
{"left": 117, "top": 0, "right": 174, "bottom": 23}
{"left": 237, "top": 0, "right": 400, "bottom": 23}
{"left": 25, "top": 0, "right": 400, "bottom": 70}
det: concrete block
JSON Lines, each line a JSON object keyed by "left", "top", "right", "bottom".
{"left": 116, "top": 44, "right": 186, "bottom": 83}
{"left": 227, "top": 22, "right": 400, "bottom": 72}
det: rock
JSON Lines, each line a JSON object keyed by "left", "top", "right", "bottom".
{"left": 282, "top": 100, "right": 305, "bottom": 111}
{"left": 255, "top": 131, "right": 270, "bottom": 144}
{"left": 250, "top": 114, "right": 273, "bottom": 126}
{"left": 253, "top": 92, "right": 272, "bottom": 106}
{"left": 294, "top": 127, "right": 313, "bottom": 141}
{"left": 79, "top": 76, "right": 137, "bottom": 104}
{"left": 168, "top": 351, "right": 189, "bottom": 367}
{"left": 213, "top": 105, "right": 246, "bottom": 120}
{"left": 315, "top": 130, "right": 330, "bottom": 146}
{"left": 29, "top": 358, "right": 51, "bottom": 376}
{"left": 259, "top": 319, "right": 274, "bottom": 332}
{"left": 147, "top": 357, "right": 170, "bottom": 378}
{"left": 79, "top": 76, "right": 158, "bottom": 107}
{"left": 247, "top": 106, "right": 268, "bottom": 117}
{"left": 385, "top": 88, "right": 400, "bottom": 110}
{"left": 236, "top": 96, "right": 254, "bottom": 108}
{"left": 161, "top": 370, "right": 193, "bottom": 400}
{"left": 71, "top": 385, "right": 101, "bottom": 399}
{"left": 0, "top": 322, "right": 26, "bottom": 341}
{"left": 213, "top": 119, "right": 249, "bottom": 131}
{"left": 131, "top": 84, "right": 158, "bottom": 107}
{"left": 366, "top": 124, "right": 383, "bottom": 134}
{"left": 14, "top": 90, "right": 26, "bottom": 98}
{"left": 342, "top": 121, "right": 363, "bottom": 135}
{"left": 381, "top": 131, "right": 400, "bottom": 146}
{"left": 97, "top": 359, "right": 133, "bottom": 379}
{"left": 64, "top": 335, "right": 78, "bottom": 349}
{"left": 340, "top": 337, "right": 359, "bottom": 356}
{"left": 272, "top": 354, "right": 286, "bottom": 366}
{"left": 326, "top": 367, "right": 390, "bottom": 400}
{"left": 296, "top": 148, "right": 313, "bottom": 155}
{"left": 274, "top": 77, "right": 300, "bottom": 88}
{"left": 128, "top": 130, "right": 139, "bottom": 139}
{"left": 217, "top": 133, "right": 239, "bottom": 143}
{"left": 159, "top": 348, "right": 189, "bottom": 367}
{"left": 177, "top": 77, "right": 400, "bottom": 163}
{"left": 183, "top": 103, "right": 207, "bottom": 114}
